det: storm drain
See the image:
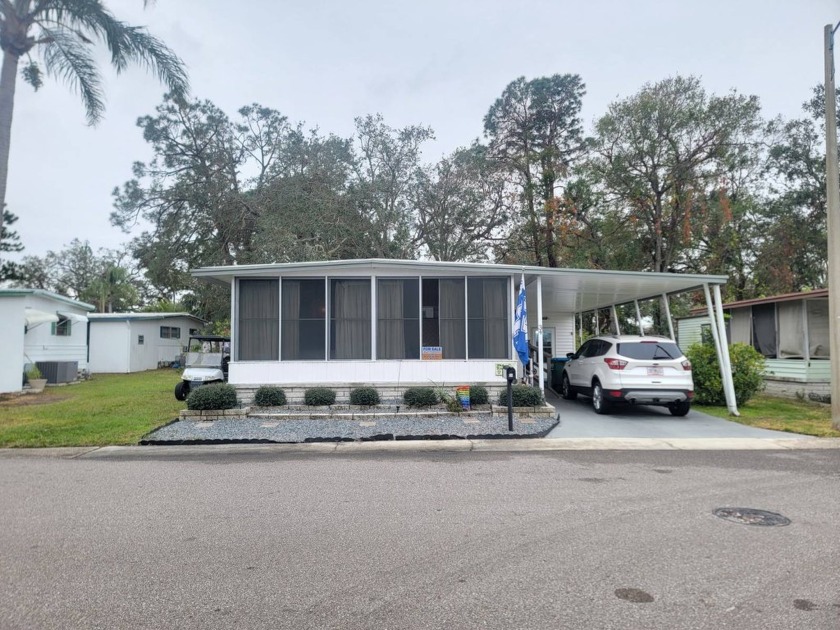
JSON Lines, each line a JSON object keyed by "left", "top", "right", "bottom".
{"left": 713, "top": 507, "right": 791, "bottom": 527}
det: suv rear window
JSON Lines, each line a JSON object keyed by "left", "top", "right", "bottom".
{"left": 616, "top": 342, "right": 683, "bottom": 360}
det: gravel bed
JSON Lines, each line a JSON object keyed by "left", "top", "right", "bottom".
{"left": 142, "top": 414, "right": 559, "bottom": 444}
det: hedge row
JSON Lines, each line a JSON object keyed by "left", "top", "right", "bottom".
{"left": 188, "top": 384, "right": 514, "bottom": 409}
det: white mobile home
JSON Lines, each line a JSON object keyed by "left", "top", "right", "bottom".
{"left": 0, "top": 289, "right": 94, "bottom": 394}
{"left": 88, "top": 313, "right": 207, "bottom": 373}
{"left": 192, "top": 259, "right": 738, "bottom": 410}
{"left": 677, "top": 289, "right": 831, "bottom": 400}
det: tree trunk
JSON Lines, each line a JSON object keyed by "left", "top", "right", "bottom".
{"left": 0, "top": 50, "right": 19, "bottom": 268}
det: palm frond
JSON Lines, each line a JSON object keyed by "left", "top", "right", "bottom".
{"left": 36, "top": 0, "right": 189, "bottom": 97}
{"left": 103, "top": 26, "right": 188, "bottom": 96}
{"left": 40, "top": 26, "right": 104, "bottom": 124}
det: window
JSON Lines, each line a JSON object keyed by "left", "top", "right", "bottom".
{"left": 422, "top": 278, "right": 465, "bottom": 359}
{"left": 807, "top": 299, "right": 830, "bottom": 358}
{"left": 777, "top": 301, "right": 805, "bottom": 358}
{"left": 282, "top": 279, "right": 326, "bottom": 360}
{"left": 189, "top": 328, "right": 199, "bottom": 336}
{"left": 138, "top": 335, "right": 144, "bottom": 345}
{"left": 160, "top": 326, "right": 181, "bottom": 339}
{"left": 330, "top": 279, "right": 371, "bottom": 359}
{"left": 238, "top": 279, "right": 279, "bottom": 360}
{"left": 51, "top": 317, "right": 71, "bottom": 337}
{"left": 579, "top": 340, "right": 610, "bottom": 358}
{"left": 573, "top": 340, "right": 592, "bottom": 358}
{"left": 377, "top": 278, "right": 419, "bottom": 359}
{"left": 616, "top": 342, "right": 682, "bottom": 360}
{"left": 467, "top": 277, "right": 508, "bottom": 359}
{"left": 751, "top": 304, "right": 777, "bottom": 358}
{"left": 532, "top": 327, "right": 554, "bottom": 358}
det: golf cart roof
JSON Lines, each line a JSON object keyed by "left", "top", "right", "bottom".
{"left": 189, "top": 334, "right": 230, "bottom": 342}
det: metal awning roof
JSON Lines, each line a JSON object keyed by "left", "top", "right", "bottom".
{"left": 192, "top": 259, "right": 727, "bottom": 313}
{"left": 87, "top": 312, "right": 206, "bottom": 322}
{"left": 24, "top": 308, "right": 59, "bottom": 327}
{"left": 57, "top": 311, "right": 89, "bottom": 324}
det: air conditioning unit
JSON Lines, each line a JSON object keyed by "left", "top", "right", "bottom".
{"left": 36, "top": 361, "right": 79, "bottom": 384}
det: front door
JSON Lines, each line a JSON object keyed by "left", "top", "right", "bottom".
{"left": 531, "top": 327, "right": 554, "bottom": 358}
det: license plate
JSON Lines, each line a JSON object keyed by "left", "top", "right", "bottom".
{"left": 646, "top": 367, "right": 664, "bottom": 376}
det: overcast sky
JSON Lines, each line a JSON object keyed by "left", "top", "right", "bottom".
{"left": 7, "top": 0, "right": 838, "bottom": 260}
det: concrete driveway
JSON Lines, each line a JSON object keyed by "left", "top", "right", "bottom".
{"left": 545, "top": 390, "right": 808, "bottom": 440}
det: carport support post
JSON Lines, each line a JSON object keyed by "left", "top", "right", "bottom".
{"left": 611, "top": 305, "right": 620, "bottom": 334}
{"left": 712, "top": 284, "right": 738, "bottom": 415}
{"left": 703, "top": 283, "right": 738, "bottom": 416}
{"left": 634, "top": 300, "right": 644, "bottom": 335}
{"left": 537, "top": 275, "right": 544, "bottom": 393}
{"left": 824, "top": 23, "right": 840, "bottom": 430}
{"left": 661, "top": 293, "right": 675, "bottom": 340}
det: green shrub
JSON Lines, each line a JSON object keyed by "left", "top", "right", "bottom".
{"left": 25, "top": 365, "right": 42, "bottom": 380}
{"left": 253, "top": 386, "right": 287, "bottom": 407}
{"left": 304, "top": 387, "right": 336, "bottom": 406}
{"left": 403, "top": 387, "right": 438, "bottom": 407}
{"left": 187, "top": 383, "right": 238, "bottom": 410}
{"left": 469, "top": 385, "right": 489, "bottom": 405}
{"left": 349, "top": 387, "right": 380, "bottom": 406}
{"left": 437, "top": 389, "right": 463, "bottom": 413}
{"left": 686, "top": 341, "right": 765, "bottom": 406}
{"left": 497, "top": 385, "right": 544, "bottom": 407}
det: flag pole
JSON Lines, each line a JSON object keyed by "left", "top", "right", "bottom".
{"left": 513, "top": 273, "right": 529, "bottom": 385}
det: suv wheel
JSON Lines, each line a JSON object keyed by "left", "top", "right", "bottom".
{"left": 592, "top": 381, "right": 611, "bottom": 415}
{"left": 669, "top": 401, "right": 691, "bottom": 417}
{"left": 561, "top": 374, "right": 577, "bottom": 400}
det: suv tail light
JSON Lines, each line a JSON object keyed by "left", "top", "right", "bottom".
{"left": 604, "top": 358, "right": 627, "bottom": 370}
{"left": 681, "top": 360, "right": 692, "bottom": 371}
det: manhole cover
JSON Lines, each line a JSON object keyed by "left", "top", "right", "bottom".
{"left": 713, "top": 507, "right": 791, "bottom": 527}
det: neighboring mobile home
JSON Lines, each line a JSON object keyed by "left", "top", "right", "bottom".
{"left": 0, "top": 289, "right": 94, "bottom": 394}
{"left": 677, "top": 289, "right": 830, "bottom": 400}
{"left": 88, "top": 313, "right": 207, "bottom": 373}
{"left": 191, "top": 259, "right": 737, "bottom": 409}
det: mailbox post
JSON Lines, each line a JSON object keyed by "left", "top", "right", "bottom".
{"left": 505, "top": 366, "right": 516, "bottom": 432}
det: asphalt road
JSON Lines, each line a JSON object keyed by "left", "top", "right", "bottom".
{"left": 1, "top": 447, "right": 838, "bottom": 629}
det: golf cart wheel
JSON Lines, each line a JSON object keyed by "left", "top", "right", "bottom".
{"left": 175, "top": 381, "right": 189, "bottom": 401}
{"left": 592, "top": 381, "right": 610, "bottom": 415}
{"left": 561, "top": 374, "right": 577, "bottom": 400}
{"left": 669, "top": 400, "right": 691, "bottom": 417}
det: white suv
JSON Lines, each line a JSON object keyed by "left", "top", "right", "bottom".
{"left": 560, "top": 335, "right": 694, "bottom": 416}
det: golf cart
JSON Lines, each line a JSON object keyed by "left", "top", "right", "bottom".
{"left": 174, "top": 335, "right": 231, "bottom": 401}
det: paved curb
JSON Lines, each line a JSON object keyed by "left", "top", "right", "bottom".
{"left": 2, "top": 437, "right": 839, "bottom": 459}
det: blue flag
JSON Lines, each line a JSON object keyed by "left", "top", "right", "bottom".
{"left": 513, "top": 274, "right": 529, "bottom": 367}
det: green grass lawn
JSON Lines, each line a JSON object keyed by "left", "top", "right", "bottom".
{"left": 699, "top": 394, "right": 840, "bottom": 438}
{"left": 0, "top": 370, "right": 185, "bottom": 448}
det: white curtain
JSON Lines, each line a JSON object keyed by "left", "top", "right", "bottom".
{"left": 331, "top": 280, "right": 371, "bottom": 359}
{"left": 439, "top": 279, "right": 465, "bottom": 359}
{"left": 729, "top": 309, "right": 751, "bottom": 345}
{"left": 778, "top": 301, "right": 805, "bottom": 359}
{"left": 807, "top": 299, "right": 830, "bottom": 358}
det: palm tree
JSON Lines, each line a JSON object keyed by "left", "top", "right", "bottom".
{"left": 0, "top": 0, "right": 189, "bottom": 264}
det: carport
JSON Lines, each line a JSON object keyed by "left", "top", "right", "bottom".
{"left": 520, "top": 267, "right": 738, "bottom": 416}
